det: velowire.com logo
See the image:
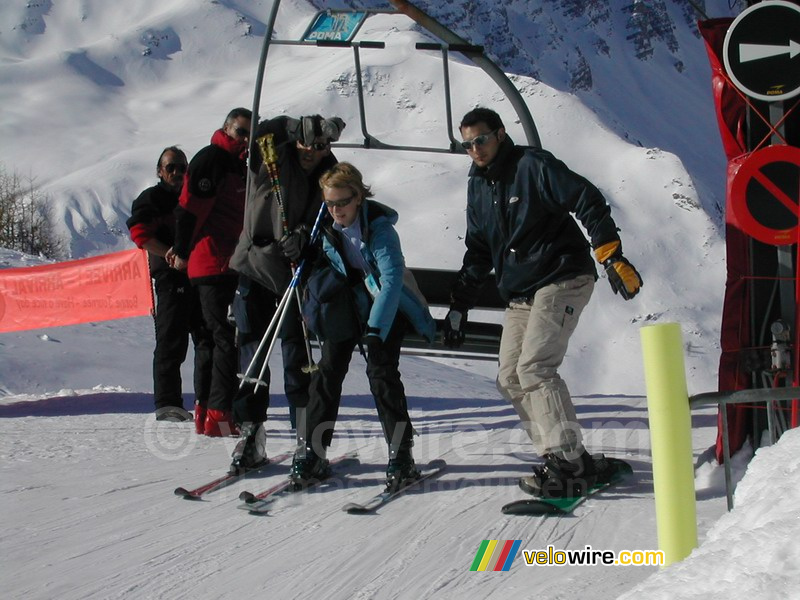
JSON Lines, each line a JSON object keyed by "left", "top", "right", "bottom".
{"left": 469, "top": 540, "right": 522, "bottom": 571}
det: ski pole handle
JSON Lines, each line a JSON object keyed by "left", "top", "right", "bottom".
{"left": 255, "top": 133, "right": 290, "bottom": 236}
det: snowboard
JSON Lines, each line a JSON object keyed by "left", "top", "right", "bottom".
{"left": 502, "top": 458, "right": 632, "bottom": 516}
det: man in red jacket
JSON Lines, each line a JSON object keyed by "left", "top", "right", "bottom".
{"left": 173, "top": 108, "right": 251, "bottom": 437}
{"left": 126, "top": 146, "right": 213, "bottom": 422}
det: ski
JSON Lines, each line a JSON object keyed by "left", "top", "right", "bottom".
{"left": 501, "top": 458, "right": 633, "bottom": 516}
{"left": 237, "top": 450, "right": 359, "bottom": 514}
{"left": 173, "top": 451, "right": 293, "bottom": 500}
{"left": 342, "top": 459, "right": 446, "bottom": 514}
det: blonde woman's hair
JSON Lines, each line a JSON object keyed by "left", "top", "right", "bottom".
{"left": 319, "top": 162, "right": 374, "bottom": 200}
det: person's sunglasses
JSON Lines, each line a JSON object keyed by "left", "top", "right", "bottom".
{"left": 301, "top": 141, "right": 331, "bottom": 152}
{"left": 234, "top": 127, "right": 250, "bottom": 138}
{"left": 460, "top": 130, "right": 498, "bottom": 151}
{"left": 324, "top": 194, "right": 355, "bottom": 209}
{"left": 163, "top": 163, "right": 187, "bottom": 175}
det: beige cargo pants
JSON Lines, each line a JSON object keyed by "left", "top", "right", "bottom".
{"left": 496, "top": 274, "right": 595, "bottom": 457}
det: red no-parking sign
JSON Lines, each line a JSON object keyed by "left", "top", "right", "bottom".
{"left": 730, "top": 145, "right": 800, "bottom": 246}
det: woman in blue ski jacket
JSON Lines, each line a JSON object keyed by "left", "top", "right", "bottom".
{"left": 291, "top": 162, "right": 435, "bottom": 491}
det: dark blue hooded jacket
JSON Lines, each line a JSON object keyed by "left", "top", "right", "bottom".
{"left": 452, "top": 135, "right": 621, "bottom": 307}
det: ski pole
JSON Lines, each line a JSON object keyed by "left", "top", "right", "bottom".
{"left": 294, "top": 283, "right": 319, "bottom": 373}
{"left": 238, "top": 200, "right": 328, "bottom": 389}
{"left": 252, "top": 256, "right": 314, "bottom": 393}
{"left": 255, "top": 132, "right": 320, "bottom": 373}
{"left": 295, "top": 201, "right": 329, "bottom": 374}
{"left": 237, "top": 281, "right": 295, "bottom": 388}
{"left": 261, "top": 201, "right": 329, "bottom": 380}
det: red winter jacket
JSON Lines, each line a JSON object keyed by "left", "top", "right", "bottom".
{"left": 174, "top": 129, "right": 247, "bottom": 282}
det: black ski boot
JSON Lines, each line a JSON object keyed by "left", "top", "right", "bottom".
{"left": 229, "top": 423, "right": 267, "bottom": 475}
{"left": 385, "top": 445, "right": 421, "bottom": 492}
{"left": 155, "top": 406, "right": 192, "bottom": 422}
{"left": 592, "top": 454, "right": 620, "bottom": 484}
{"left": 519, "top": 450, "right": 598, "bottom": 498}
{"left": 289, "top": 444, "right": 330, "bottom": 489}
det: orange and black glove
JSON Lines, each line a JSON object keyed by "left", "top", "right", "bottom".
{"left": 594, "top": 241, "right": 642, "bottom": 300}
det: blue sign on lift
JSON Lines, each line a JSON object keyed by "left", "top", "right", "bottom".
{"left": 303, "top": 11, "right": 367, "bottom": 43}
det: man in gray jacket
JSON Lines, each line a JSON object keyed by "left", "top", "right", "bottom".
{"left": 227, "top": 114, "right": 344, "bottom": 473}
{"left": 444, "top": 107, "right": 642, "bottom": 498}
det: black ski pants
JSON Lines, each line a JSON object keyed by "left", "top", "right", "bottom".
{"left": 152, "top": 270, "right": 213, "bottom": 410}
{"left": 300, "top": 314, "right": 413, "bottom": 454}
{"left": 195, "top": 276, "right": 239, "bottom": 412}
{"left": 232, "top": 276, "right": 310, "bottom": 426}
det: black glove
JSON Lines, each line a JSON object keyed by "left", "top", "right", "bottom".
{"left": 594, "top": 241, "right": 642, "bottom": 300}
{"left": 365, "top": 332, "right": 388, "bottom": 364}
{"left": 300, "top": 115, "right": 345, "bottom": 146}
{"left": 279, "top": 227, "right": 309, "bottom": 262}
{"left": 442, "top": 308, "right": 467, "bottom": 349}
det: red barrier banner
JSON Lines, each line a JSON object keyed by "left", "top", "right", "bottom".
{"left": 0, "top": 249, "right": 154, "bottom": 333}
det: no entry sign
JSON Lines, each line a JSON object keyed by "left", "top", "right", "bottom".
{"left": 723, "top": 0, "right": 800, "bottom": 102}
{"left": 730, "top": 145, "right": 800, "bottom": 246}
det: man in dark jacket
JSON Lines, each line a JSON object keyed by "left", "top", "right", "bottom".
{"left": 444, "top": 107, "right": 642, "bottom": 498}
{"left": 227, "top": 114, "right": 344, "bottom": 473}
{"left": 173, "top": 107, "right": 251, "bottom": 437}
{"left": 127, "top": 147, "right": 213, "bottom": 422}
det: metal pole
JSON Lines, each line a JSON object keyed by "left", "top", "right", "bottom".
{"left": 245, "top": 0, "right": 282, "bottom": 202}
{"left": 721, "top": 401, "right": 734, "bottom": 511}
{"left": 352, "top": 45, "right": 370, "bottom": 143}
{"left": 441, "top": 48, "right": 459, "bottom": 150}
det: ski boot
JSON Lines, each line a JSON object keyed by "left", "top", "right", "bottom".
{"left": 229, "top": 423, "right": 268, "bottom": 475}
{"left": 592, "top": 454, "right": 621, "bottom": 484}
{"left": 385, "top": 445, "right": 421, "bottom": 493}
{"left": 289, "top": 444, "right": 330, "bottom": 490}
{"left": 204, "top": 409, "right": 240, "bottom": 437}
{"left": 154, "top": 406, "right": 192, "bottom": 422}
{"left": 519, "top": 450, "right": 598, "bottom": 499}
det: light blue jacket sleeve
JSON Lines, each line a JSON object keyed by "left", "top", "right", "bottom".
{"left": 364, "top": 218, "right": 405, "bottom": 340}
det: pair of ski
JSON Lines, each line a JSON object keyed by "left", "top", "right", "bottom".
{"left": 238, "top": 454, "right": 446, "bottom": 514}
{"left": 173, "top": 451, "right": 294, "bottom": 499}
{"left": 175, "top": 450, "right": 446, "bottom": 514}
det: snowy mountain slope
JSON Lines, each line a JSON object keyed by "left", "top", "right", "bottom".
{"left": 315, "top": 0, "right": 737, "bottom": 221}
{"left": 1, "top": 0, "right": 728, "bottom": 395}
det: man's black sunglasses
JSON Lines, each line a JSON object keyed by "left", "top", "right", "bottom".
{"left": 460, "top": 130, "right": 498, "bottom": 151}
{"left": 235, "top": 127, "right": 250, "bottom": 138}
{"left": 164, "top": 163, "right": 187, "bottom": 175}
